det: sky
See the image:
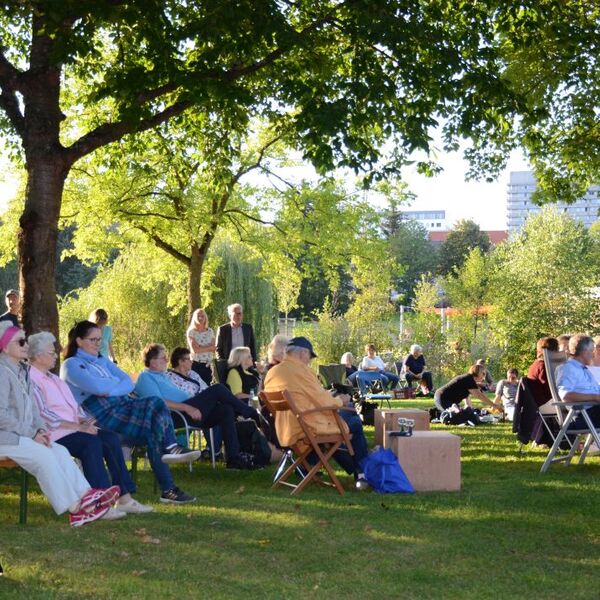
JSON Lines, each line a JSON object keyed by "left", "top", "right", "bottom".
{"left": 0, "top": 144, "right": 531, "bottom": 232}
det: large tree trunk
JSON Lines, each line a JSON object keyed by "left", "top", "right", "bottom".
{"left": 18, "top": 161, "right": 67, "bottom": 336}
{"left": 187, "top": 242, "right": 206, "bottom": 322}
{"left": 18, "top": 15, "right": 68, "bottom": 336}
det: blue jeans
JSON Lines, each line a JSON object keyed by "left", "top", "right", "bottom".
{"left": 349, "top": 371, "right": 381, "bottom": 395}
{"left": 57, "top": 430, "right": 136, "bottom": 495}
{"left": 121, "top": 436, "right": 175, "bottom": 493}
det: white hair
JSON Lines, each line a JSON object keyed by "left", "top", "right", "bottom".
{"left": 28, "top": 331, "right": 56, "bottom": 359}
{"left": 410, "top": 344, "right": 422, "bottom": 354}
{"left": 287, "top": 345, "right": 309, "bottom": 357}
{"left": 228, "top": 346, "right": 252, "bottom": 367}
{"left": 340, "top": 352, "right": 354, "bottom": 365}
{"left": 227, "top": 303, "right": 242, "bottom": 317}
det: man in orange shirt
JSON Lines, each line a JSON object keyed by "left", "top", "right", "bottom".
{"left": 264, "top": 337, "right": 370, "bottom": 490}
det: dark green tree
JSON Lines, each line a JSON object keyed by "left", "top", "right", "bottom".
{"left": 438, "top": 219, "right": 491, "bottom": 276}
{"left": 0, "top": 1, "right": 538, "bottom": 336}
{"left": 389, "top": 219, "right": 438, "bottom": 302}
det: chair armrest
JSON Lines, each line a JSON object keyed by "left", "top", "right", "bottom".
{"left": 299, "top": 405, "right": 345, "bottom": 416}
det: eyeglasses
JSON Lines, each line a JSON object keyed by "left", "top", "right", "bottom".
{"left": 84, "top": 337, "right": 102, "bottom": 343}
{"left": 44, "top": 350, "right": 57, "bottom": 357}
{"left": 13, "top": 338, "right": 27, "bottom": 347}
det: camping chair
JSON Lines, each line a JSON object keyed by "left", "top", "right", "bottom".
{"left": 318, "top": 364, "right": 354, "bottom": 395}
{"left": 394, "top": 361, "right": 409, "bottom": 388}
{"left": 540, "top": 349, "right": 600, "bottom": 473}
{"left": 259, "top": 389, "right": 354, "bottom": 496}
{"left": 170, "top": 409, "right": 216, "bottom": 470}
{"left": 0, "top": 458, "right": 28, "bottom": 524}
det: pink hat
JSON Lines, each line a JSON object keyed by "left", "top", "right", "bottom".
{"left": 0, "top": 325, "right": 21, "bottom": 352}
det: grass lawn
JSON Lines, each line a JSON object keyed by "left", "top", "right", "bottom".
{"left": 2, "top": 399, "right": 600, "bottom": 599}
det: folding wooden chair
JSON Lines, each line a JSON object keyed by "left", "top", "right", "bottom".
{"left": 259, "top": 389, "right": 354, "bottom": 496}
{"left": 540, "top": 349, "right": 600, "bottom": 473}
{"left": 0, "top": 458, "right": 29, "bottom": 524}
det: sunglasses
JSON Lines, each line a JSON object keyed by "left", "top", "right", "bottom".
{"left": 13, "top": 338, "right": 27, "bottom": 347}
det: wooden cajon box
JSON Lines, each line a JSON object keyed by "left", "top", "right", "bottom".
{"left": 388, "top": 431, "right": 461, "bottom": 492}
{"left": 374, "top": 408, "right": 430, "bottom": 447}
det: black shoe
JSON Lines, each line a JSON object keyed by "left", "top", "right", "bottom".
{"left": 226, "top": 452, "right": 260, "bottom": 470}
{"left": 161, "top": 445, "right": 202, "bottom": 464}
{"left": 159, "top": 486, "right": 196, "bottom": 504}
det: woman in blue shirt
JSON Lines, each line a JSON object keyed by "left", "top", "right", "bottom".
{"left": 135, "top": 344, "right": 257, "bottom": 470}
{"left": 61, "top": 321, "right": 200, "bottom": 505}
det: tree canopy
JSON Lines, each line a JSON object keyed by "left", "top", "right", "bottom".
{"left": 437, "top": 219, "right": 491, "bottom": 276}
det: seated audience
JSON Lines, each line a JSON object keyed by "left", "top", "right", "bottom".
{"left": 556, "top": 334, "right": 600, "bottom": 428}
{"left": 264, "top": 336, "right": 370, "bottom": 490}
{"left": 0, "top": 322, "right": 118, "bottom": 526}
{"left": 61, "top": 321, "right": 199, "bottom": 505}
{"left": 527, "top": 336, "right": 559, "bottom": 407}
{"left": 29, "top": 331, "right": 152, "bottom": 519}
{"left": 494, "top": 368, "right": 519, "bottom": 421}
{"left": 0, "top": 289, "right": 20, "bottom": 326}
{"left": 186, "top": 308, "right": 215, "bottom": 386}
{"left": 89, "top": 308, "right": 116, "bottom": 363}
{"left": 349, "top": 344, "right": 399, "bottom": 394}
{"left": 434, "top": 364, "right": 502, "bottom": 414}
{"left": 267, "top": 334, "right": 289, "bottom": 369}
{"left": 587, "top": 336, "right": 600, "bottom": 384}
{"left": 402, "top": 344, "right": 433, "bottom": 394}
{"left": 226, "top": 346, "right": 260, "bottom": 401}
{"left": 475, "top": 359, "right": 494, "bottom": 391}
{"left": 340, "top": 352, "right": 357, "bottom": 379}
{"left": 557, "top": 334, "right": 571, "bottom": 353}
{"left": 135, "top": 344, "right": 257, "bottom": 470}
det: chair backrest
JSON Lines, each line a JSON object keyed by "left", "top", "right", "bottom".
{"left": 543, "top": 349, "right": 568, "bottom": 424}
{"left": 394, "top": 361, "right": 404, "bottom": 376}
{"left": 259, "top": 389, "right": 291, "bottom": 415}
{"left": 318, "top": 364, "right": 347, "bottom": 388}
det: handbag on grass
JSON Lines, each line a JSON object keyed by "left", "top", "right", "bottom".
{"left": 363, "top": 448, "right": 414, "bottom": 494}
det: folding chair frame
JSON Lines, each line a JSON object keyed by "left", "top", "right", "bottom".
{"left": 170, "top": 409, "right": 216, "bottom": 470}
{"left": 260, "top": 389, "right": 354, "bottom": 496}
{"left": 540, "top": 348, "right": 600, "bottom": 473}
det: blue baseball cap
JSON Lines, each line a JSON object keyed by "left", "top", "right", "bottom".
{"left": 287, "top": 336, "right": 317, "bottom": 358}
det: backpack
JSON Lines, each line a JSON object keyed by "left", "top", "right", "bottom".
{"left": 358, "top": 399, "right": 378, "bottom": 426}
{"left": 441, "top": 406, "right": 481, "bottom": 426}
{"left": 363, "top": 448, "right": 415, "bottom": 494}
{"left": 235, "top": 419, "right": 272, "bottom": 466}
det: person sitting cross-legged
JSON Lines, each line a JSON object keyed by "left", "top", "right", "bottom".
{"left": 135, "top": 344, "right": 258, "bottom": 470}
{"left": 264, "top": 336, "right": 371, "bottom": 491}
{"left": 60, "top": 321, "right": 200, "bottom": 505}
{"left": 29, "top": 331, "right": 153, "bottom": 520}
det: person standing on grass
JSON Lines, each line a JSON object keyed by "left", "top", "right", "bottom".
{"left": 186, "top": 308, "right": 215, "bottom": 386}
{"left": 89, "top": 308, "right": 116, "bottom": 363}
{"left": 215, "top": 303, "right": 257, "bottom": 383}
{"left": 0, "top": 321, "right": 119, "bottom": 527}
{"left": 0, "top": 289, "right": 20, "bottom": 327}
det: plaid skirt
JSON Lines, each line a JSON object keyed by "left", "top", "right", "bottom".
{"left": 82, "top": 395, "right": 175, "bottom": 451}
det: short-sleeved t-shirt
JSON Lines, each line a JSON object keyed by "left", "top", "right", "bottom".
{"left": 403, "top": 354, "right": 425, "bottom": 375}
{"left": 495, "top": 379, "right": 518, "bottom": 409}
{"left": 437, "top": 373, "right": 478, "bottom": 409}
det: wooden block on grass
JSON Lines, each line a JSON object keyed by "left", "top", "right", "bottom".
{"left": 388, "top": 430, "right": 461, "bottom": 492}
{"left": 374, "top": 408, "right": 430, "bottom": 447}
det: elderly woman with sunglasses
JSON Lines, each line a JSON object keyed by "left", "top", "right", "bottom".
{"left": 0, "top": 322, "right": 119, "bottom": 526}
{"left": 61, "top": 320, "right": 200, "bottom": 505}
{"left": 28, "top": 331, "right": 153, "bottom": 519}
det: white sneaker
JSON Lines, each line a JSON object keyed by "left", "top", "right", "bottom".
{"left": 118, "top": 498, "right": 154, "bottom": 514}
{"left": 101, "top": 507, "right": 127, "bottom": 520}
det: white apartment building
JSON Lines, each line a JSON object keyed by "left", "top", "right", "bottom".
{"left": 402, "top": 209, "right": 447, "bottom": 231}
{"left": 507, "top": 171, "right": 600, "bottom": 231}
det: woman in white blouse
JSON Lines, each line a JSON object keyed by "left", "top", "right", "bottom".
{"left": 186, "top": 308, "right": 215, "bottom": 386}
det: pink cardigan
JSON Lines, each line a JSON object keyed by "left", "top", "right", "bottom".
{"left": 30, "top": 365, "right": 83, "bottom": 442}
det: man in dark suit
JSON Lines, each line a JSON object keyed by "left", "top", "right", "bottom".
{"left": 215, "top": 303, "right": 257, "bottom": 383}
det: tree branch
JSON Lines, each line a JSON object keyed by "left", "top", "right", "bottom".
{"left": 117, "top": 208, "right": 180, "bottom": 221}
{"left": 64, "top": 99, "right": 192, "bottom": 165}
{"left": 222, "top": 207, "right": 287, "bottom": 234}
{"left": 135, "top": 223, "right": 191, "bottom": 265}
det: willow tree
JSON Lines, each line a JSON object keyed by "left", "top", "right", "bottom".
{"left": 0, "top": 0, "right": 536, "bottom": 335}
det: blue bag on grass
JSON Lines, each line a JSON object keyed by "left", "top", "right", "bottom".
{"left": 363, "top": 448, "right": 415, "bottom": 493}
